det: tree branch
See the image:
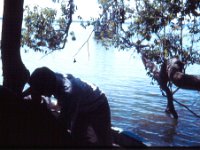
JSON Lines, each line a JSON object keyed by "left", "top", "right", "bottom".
{"left": 40, "top": 0, "right": 74, "bottom": 59}
{"left": 173, "top": 99, "right": 200, "bottom": 118}
{"left": 73, "top": 29, "right": 94, "bottom": 58}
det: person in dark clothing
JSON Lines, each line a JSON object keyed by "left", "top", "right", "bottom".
{"left": 23, "top": 67, "right": 112, "bottom": 147}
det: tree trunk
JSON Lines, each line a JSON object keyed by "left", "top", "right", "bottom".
{"left": 141, "top": 56, "right": 200, "bottom": 119}
{"left": 159, "top": 60, "right": 178, "bottom": 119}
{"left": 1, "top": 0, "right": 30, "bottom": 94}
{"left": 142, "top": 55, "right": 178, "bottom": 119}
{"left": 168, "top": 60, "right": 200, "bottom": 90}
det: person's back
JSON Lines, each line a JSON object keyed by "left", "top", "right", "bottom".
{"left": 23, "top": 67, "right": 112, "bottom": 147}
{"left": 55, "top": 73, "right": 107, "bottom": 112}
{"left": 54, "top": 73, "right": 112, "bottom": 146}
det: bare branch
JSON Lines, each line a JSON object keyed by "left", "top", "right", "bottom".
{"left": 73, "top": 29, "right": 94, "bottom": 58}
{"left": 173, "top": 99, "right": 200, "bottom": 118}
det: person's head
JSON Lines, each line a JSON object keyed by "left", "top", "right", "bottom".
{"left": 29, "top": 67, "right": 56, "bottom": 97}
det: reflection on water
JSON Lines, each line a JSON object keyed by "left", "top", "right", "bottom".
{"left": 1, "top": 23, "right": 200, "bottom": 146}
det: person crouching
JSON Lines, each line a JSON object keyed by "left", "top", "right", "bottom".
{"left": 23, "top": 67, "right": 112, "bottom": 147}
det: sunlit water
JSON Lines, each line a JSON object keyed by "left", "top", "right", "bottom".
{"left": 1, "top": 22, "right": 200, "bottom": 147}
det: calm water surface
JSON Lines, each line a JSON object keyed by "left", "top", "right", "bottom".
{"left": 1, "top": 22, "right": 200, "bottom": 147}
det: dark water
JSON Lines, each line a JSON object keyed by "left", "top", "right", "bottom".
{"left": 1, "top": 23, "right": 200, "bottom": 147}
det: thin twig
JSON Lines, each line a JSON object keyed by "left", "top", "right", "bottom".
{"left": 173, "top": 98, "right": 200, "bottom": 118}
{"left": 40, "top": 0, "right": 74, "bottom": 59}
{"left": 87, "top": 38, "right": 90, "bottom": 60}
{"left": 73, "top": 29, "right": 94, "bottom": 58}
{"left": 162, "top": 86, "right": 200, "bottom": 118}
{"left": 72, "top": 0, "right": 121, "bottom": 58}
{"left": 172, "top": 87, "right": 180, "bottom": 95}
{"left": 40, "top": 49, "right": 57, "bottom": 59}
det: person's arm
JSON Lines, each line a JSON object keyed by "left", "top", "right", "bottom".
{"left": 23, "top": 87, "right": 41, "bottom": 103}
{"left": 57, "top": 95, "right": 75, "bottom": 131}
{"left": 58, "top": 106, "right": 71, "bottom": 131}
{"left": 30, "top": 89, "right": 42, "bottom": 104}
{"left": 22, "top": 87, "right": 31, "bottom": 97}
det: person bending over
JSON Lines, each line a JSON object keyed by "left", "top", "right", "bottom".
{"left": 23, "top": 67, "right": 112, "bottom": 147}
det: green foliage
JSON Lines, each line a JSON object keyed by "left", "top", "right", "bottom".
{"left": 94, "top": 0, "right": 126, "bottom": 44}
{"left": 21, "top": 0, "right": 75, "bottom": 53}
{"left": 96, "top": 0, "right": 200, "bottom": 67}
{"left": 21, "top": 0, "right": 200, "bottom": 68}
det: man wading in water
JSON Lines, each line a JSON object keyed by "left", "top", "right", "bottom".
{"left": 23, "top": 67, "right": 112, "bottom": 147}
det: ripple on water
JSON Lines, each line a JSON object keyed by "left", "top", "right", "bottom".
{"left": 15, "top": 28, "right": 200, "bottom": 147}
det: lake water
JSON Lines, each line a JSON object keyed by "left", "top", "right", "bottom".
{"left": 1, "top": 21, "right": 200, "bottom": 147}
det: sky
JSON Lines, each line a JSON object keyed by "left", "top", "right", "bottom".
{"left": 0, "top": 0, "right": 100, "bottom": 20}
{"left": 0, "top": 0, "right": 135, "bottom": 19}
{"left": 0, "top": 0, "right": 3, "bottom": 18}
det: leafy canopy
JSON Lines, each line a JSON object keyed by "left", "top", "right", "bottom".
{"left": 21, "top": 0, "right": 200, "bottom": 69}
{"left": 21, "top": 0, "right": 76, "bottom": 53}
{"left": 96, "top": 0, "right": 200, "bottom": 67}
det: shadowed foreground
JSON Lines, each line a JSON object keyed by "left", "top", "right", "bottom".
{"left": 0, "top": 86, "right": 146, "bottom": 148}
{"left": 0, "top": 86, "right": 72, "bottom": 148}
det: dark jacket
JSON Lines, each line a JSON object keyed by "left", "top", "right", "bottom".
{"left": 54, "top": 73, "right": 107, "bottom": 130}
